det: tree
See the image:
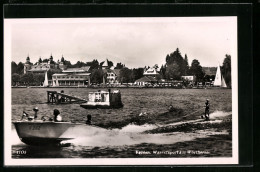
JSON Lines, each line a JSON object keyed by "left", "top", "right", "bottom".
{"left": 20, "top": 73, "right": 34, "bottom": 86}
{"left": 108, "top": 60, "right": 114, "bottom": 68}
{"left": 72, "top": 61, "right": 85, "bottom": 68}
{"left": 11, "top": 61, "right": 18, "bottom": 74}
{"left": 42, "top": 59, "right": 49, "bottom": 63}
{"left": 47, "top": 70, "right": 57, "bottom": 80}
{"left": 12, "top": 73, "right": 20, "bottom": 86}
{"left": 33, "top": 74, "right": 45, "bottom": 86}
{"left": 38, "top": 57, "right": 42, "bottom": 63}
{"left": 118, "top": 68, "right": 133, "bottom": 83}
{"left": 132, "top": 68, "right": 144, "bottom": 81}
{"left": 189, "top": 59, "right": 205, "bottom": 82}
{"left": 87, "top": 59, "right": 100, "bottom": 71}
{"left": 64, "top": 60, "right": 72, "bottom": 68}
{"left": 17, "top": 62, "right": 24, "bottom": 74}
{"left": 165, "top": 48, "right": 186, "bottom": 76}
{"left": 183, "top": 54, "right": 189, "bottom": 75}
{"left": 115, "top": 62, "right": 124, "bottom": 69}
{"left": 222, "top": 54, "right": 231, "bottom": 87}
{"left": 90, "top": 69, "right": 104, "bottom": 84}
{"left": 160, "top": 64, "right": 166, "bottom": 79}
{"left": 165, "top": 62, "right": 181, "bottom": 80}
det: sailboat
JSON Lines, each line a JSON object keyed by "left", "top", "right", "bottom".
{"left": 43, "top": 71, "right": 49, "bottom": 87}
{"left": 213, "top": 65, "right": 227, "bottom": 88}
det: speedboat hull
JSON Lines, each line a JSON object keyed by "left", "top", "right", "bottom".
{"left": 13, "top": 121, "right": 80, "bottom": 146}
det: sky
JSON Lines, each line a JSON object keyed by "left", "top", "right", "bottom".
{"left": 6, "top": 17, "right": 237, "bottom": 68}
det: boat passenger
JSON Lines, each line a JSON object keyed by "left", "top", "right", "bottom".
{"left": 205, "top": 99, "right": 210, "bottom": 120}
{"left": 86, "top": 115, "right": 92, "bottom": 125}
{"left": 53, "top": 109, "right": 62, "bottom": 122}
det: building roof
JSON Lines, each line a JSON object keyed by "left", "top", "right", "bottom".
{"left": 143, "top": 67, "right": 159, "bottom": 75}
{"left": 28, "top": 63, "right": 50, "bottom": 72}
{"left": 102, "top": 59, "right": 109, "bottom": 67}
{"left": 135, "top": 76, "right": 157, "bottom": 83}
{"left": 53, "top": 73, "right": 90, "bottom": 76}
{"left": 62, "top": 66, "right": 90, "bottom": 73}
{"left": 105, "top": 69, "right": 121, "bottom": 78}
{"left": 53, "top": 73, "right": 68, "bottom": 76}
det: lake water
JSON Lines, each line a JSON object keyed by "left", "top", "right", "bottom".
{"left": 11, "top": 88, "right": 232, "bottom": 158}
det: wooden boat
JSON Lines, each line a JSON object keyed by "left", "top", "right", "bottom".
{"left": 80, "top": 89, "right": 123, "bottom": 109}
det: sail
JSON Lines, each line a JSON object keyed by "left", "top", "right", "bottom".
{"left": 214, "top": 65, "right": 228, "bottom": 88}
{"left": 213, "top": 65, "right": 222, "bottom": 86}
{"left": 221, "top": 75, "right": 227, "bottom": 88}
{"left": 43, "top": 71, "right": 49, "bottom": 87}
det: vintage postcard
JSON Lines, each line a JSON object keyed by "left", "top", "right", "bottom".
{"left": 4, "top": 17, "right": 238, "bottom": 165}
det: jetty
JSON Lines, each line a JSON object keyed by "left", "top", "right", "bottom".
{"left": 47, "top": 91, "right": 87, "bottom": 104}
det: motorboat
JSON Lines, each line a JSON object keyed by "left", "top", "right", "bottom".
{"left": 80, "top": 89, "right": 123, "bottom": 109}
{"left": 13, "top": 119, "right": 102, "bottom": 146}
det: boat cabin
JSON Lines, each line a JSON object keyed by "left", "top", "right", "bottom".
{"left": 80, "top": 89, "right": 123, "bottom": 109}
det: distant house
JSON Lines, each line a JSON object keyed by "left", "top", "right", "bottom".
{"left": 101, "top": 59, "right": 121, "bottom": 84}
{"left": 135, "top": 76, "right": 158, "bottom": 86}
{"left": 181, "top": 75, "right": 196, "bottom": 82}
{"left": 106, "top": 69, "right": 121, "bottom": 84}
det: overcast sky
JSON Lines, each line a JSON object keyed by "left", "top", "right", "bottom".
{"left": 7, "top": 17, "right": 237, "bottom": 68}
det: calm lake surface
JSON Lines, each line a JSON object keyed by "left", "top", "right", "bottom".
{"left": 11, "top": 88, "right": 232, "bottom": 158}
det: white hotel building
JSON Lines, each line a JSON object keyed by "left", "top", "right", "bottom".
{"left": 52, "top": 67, "right": 91, "bottom": 86}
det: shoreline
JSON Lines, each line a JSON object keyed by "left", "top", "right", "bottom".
{"left": 11, "top": 86, "right": 231, "bottom": 89}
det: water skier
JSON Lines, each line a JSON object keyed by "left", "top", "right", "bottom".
{"left": 204, "top": 99, "right": 210, "bottom": 120}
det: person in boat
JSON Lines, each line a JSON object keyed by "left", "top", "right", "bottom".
{"left": 21, "top": 107, "right": 39, "bottom": 121}
{"left": 204, "top": 99, "right": 210, "bottom": 120}
{"left": 86, "top": 115, "right": 92, "bottom": 125}
{"left": 53, "top": 109, "right": 62, "bottom": 122}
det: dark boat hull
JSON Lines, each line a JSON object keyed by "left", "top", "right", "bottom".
{"left": 20, "top": 137, "right": 72, "bottom": 146}
{"left": 80, "top": 104, "right": 123, "bottom": 109}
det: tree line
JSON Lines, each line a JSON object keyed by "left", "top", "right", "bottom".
{"left": 11, "top": 49, "right": 232, "bottom": 87}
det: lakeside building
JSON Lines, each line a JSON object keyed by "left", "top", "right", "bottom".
{"left": 24, "top": 54, "right": 66, "bottom": 74}
{"left": 106, "top": 69, "right": 121, "bottom": 84}
{"left": 134, "top": 76, "right": 158, "bottom": 86}
{"left": 52, "top": 66, "right": 91, "bottom": 87}
{"left": 102, "top": 59, "right": 121, "bottom": 84}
